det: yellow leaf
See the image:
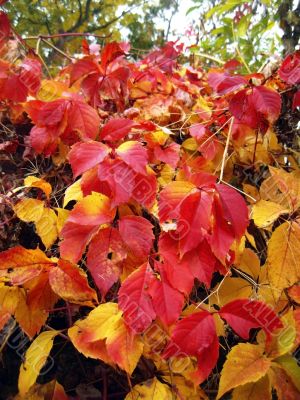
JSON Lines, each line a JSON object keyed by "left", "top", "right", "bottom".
{"left": 252, "top": 200, "right": 288, "bottom": 228}
{"left": 24, "top": 176, "right": 52, "bottom": 199}
{"left": 63, "top": 179, "right": 83, "bottom": 208}
{"left": 237, "top": 248, "right": 261, "bottom": 281}
{"left": 37, "top": 79, "right": 70, "bottom": 101}
{"left": 162, "top": 375, "right": 208, "bottom": 400}
{"left": 68, "top": 302, "right": 122, "bottom": 343}
{"left": 14, "top": 199, "right": 44, "bottom": 222}
{"left": 106, "top": 319, "right": 144, "bottom": 374}
{"left": 55, "top": 208, "right": 69, "bottom": 233}
{"left": 232, "top": 374, "right": 271, "bottom": 400}
{"left": 35, "top": 208, "right": 58, "bottom": 249}
{"left": 217, "top": 343, "right": 272, "bottom": 399}
{"left": 210, "top": 277, "right": 253, "bottom": 307}
{"left": 267, "top": 221, "right": 300, "bottom": 293}
{"left": 125, "top": 377, "right": 173, "bottom": 400}
{"left": 18, "top": 330, "right": 59, "bottom": 397}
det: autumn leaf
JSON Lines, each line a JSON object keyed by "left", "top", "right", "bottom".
{"left": 118, "top": 263, "right": 156, "bottom": 333}
{"left": 48, "top": 259, "right": 98, "bottom": 306}
{"left": 60, "top": 192, "right": 116, "bottom": 263}
{"left": 124, "top": 377, "right": 173, "bottom": 400}
{"left": 231, "top": 374, "right": 271, "bottom": 400}
{"left": 18, "top": 330, "right": 59, "bottom": 397}
{"left": 217, "top": 343, "right": 272, "bottom": 399}
{"left": 219, "top": 299, "right": 283, "bottom": 340}
{"left": 252, "top": 199, "right": 288, "bottom": 228}
{"left": 267, "top": 221, "right": 300, "bottom": 293}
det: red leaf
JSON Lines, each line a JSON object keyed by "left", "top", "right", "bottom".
{"left": 0, "top": 12, "right": 10, "bottom": 49}
{"left": 69, "top": 141, "right": 109, "bottom": 178}
{"left": 148, "top": 261, "right": 184, "bottom": 327}
{"left": 178, "top": 190, "right": 212, "bottom": 256}
{"left": 208, "top": 71, "right": 247, "bottom": 95}
{"left": 216, "top": 184, "right": 249, "bottom": 239}
{"left": 101, "top": 42, "right": 127, "bottom": 70}
{"left": 278, "top": 51, "right": 300, "bottom": 85}
{"left": 163, "top": 310, "right": 218, "bottom": 383}
{"left": 70, "top": 56, "right": 98, "bottom": 84}
{"left": 99, "top": 118, "right": 135, "bottom": 141}
{"left": 159, "top": 233, "right": 195, "bottom": 295}
{"left": 118, "top": 216, "right": 154, "bottom": 260}
{"left": 118, "top": 263, "right": 156, "bottom": 333}
{"left": 251, "top": 85, "right": 281, "bottom": 122}
{"left": 87, "top": 227, "right": 126, "bottom": 297}
{"left": 67, "top": 97, "right": 100, "bottom": 140}
{"left": 219, "top": 299, "right": 283, "bottom": 340}
{"left": 20, "top": 58, "right": 42, "bottom": 95}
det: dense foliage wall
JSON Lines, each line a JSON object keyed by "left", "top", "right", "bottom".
{"left": 0, "top": 8, "right": 300, "bottom": 400}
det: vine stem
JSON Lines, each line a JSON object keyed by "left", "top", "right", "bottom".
{"left": 219, "top": 116, "right": 234, "bottom": 182}
{"left": 22, "top": 32, "right": 110, "bottom": 40}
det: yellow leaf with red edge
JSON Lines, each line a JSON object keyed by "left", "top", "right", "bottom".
{"left": 15, "top": 273, "right": 57, "bottom": 338}
{"left": 124, "top": 377, "right": 173, "bottom": 400}
{"left": 18, "top": 330, "right": 59, "bottom": 397}
{"left": 68, "top": 303, "right": 136, "bottom": 369}
{"left": 217, "top": 343, "right": 272, "bottom": 399}
{"left": 0, "top": 246, "right": 55, "bottom": 285}
{"left": 267, "top": 221, "right": 300, "bottom": 294}
{"left": 14, "top": 198, "right": 44, "bottom": 223}
{"left": 13, "top": 380, "right": 68, "bottom": 400}
{"left": 106, "top": 319, "right": 144, "bottom": 374}
{"left": 252, "top": 199, "right": 288, "bottom": 228}
{"left": 24, "top": 176, "right": 52, "bottom": 199}
{"left": 68, "top": 302, "right": 121, "bottom": 343}
{"left": 68, "top": 325, "right": 111, "bottom": 363}
{"left": 49, "top": 259, "right": 98, "bottom": 306}
{"left": 232, "top": 374, "right": 271, "bottom": 400}
{"left": 60, "top": 192, "right": 116, "bottom": 263}
{"left": 35, "top": 207, "right": 58, "bottom": 249}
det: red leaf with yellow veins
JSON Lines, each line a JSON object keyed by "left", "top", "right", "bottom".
{"left": 219, "top": 299, "right": 283, "bottom": 340}
{"left": 69, "top": 141, "right": 110, "bottom": 178}
{"left": 118, "top": 263, "right": 156, "bottom": 333}
{"left": 49, "top": 259, "right": 98, "bottom": 306}
{"left": 60, "top": 192, "right": 116, "bottom": 263}
{"left": 87, "top": 227, "right": 127, "bottom": 297}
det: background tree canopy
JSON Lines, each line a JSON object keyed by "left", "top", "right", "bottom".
{"left": 3, "top": 0, "right": 300, "bottom": 69}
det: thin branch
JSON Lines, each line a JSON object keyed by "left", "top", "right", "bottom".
{"left": 22, "top": 32, "right": 110, "bottom": 41}
{"left": 219, "top": 116, "right": 234, "bottom": 182}
{"left": 194, "top": 52, "right": 225, "bottom": 65}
